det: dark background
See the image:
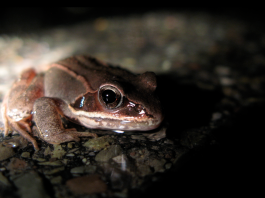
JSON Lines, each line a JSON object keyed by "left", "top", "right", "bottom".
{"left": 1, "top": 8, "right": 264, "bottom": 34}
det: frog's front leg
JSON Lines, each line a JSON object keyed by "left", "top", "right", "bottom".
{"left": 33, "top": 97, "right": 97, "bottom": 144}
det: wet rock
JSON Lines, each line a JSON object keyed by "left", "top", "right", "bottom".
{"left": 43, "top": 166, "right": 65, "bottom": 175}
{"left": 51, "top": 145, "right": 66, "bottom": 159}
{"left": 137, "top": 164, "right": 152, "bottom": 177}
{"left": 44, "top": 146, "right": 52, "bottom": 156}
{"left": 83, "top": 135, "right": 114, "bottom": 151}
{"left": 70, "top": 165, "right": 97, "bottom": 174}
{"left": 21, "top": 152, "right": 31, "bottom": 159}
{"left": 13, "top": 171, "right": 51, "bottom": 198}
{"left": 7, "top": 158, "right": 28, "bottom": 175}
{"left": 67, "top": 142, "right": 74, "bottom": 148}
{"left": 95, "top": 145, "right": 123, "bottom": 162}
{"left": 131, "top": 135, "right": 146, "bottom": 141}
{"left": 165, "top": 163, "right": 172, "bottom": 169}
{"left": 38, "top": 161, "right": 63, "bottom": 166}
{"left": 149, "top": 158, "right": 166, "bottom": 172}
{"left": 66, "top": 174, "right": 107, "bottom": 195}
{"left": 67, "top": 148, "right": 79, "bottom": 153}
{"left": 65, "top": 153, "right": 75, "bottom": 157}
{"left": 112, "top": 154, "right": 128, "bottom": 164}
{"left": 0, "top": 172, "right": 11, "bottom": 186}
{"left": 50, "top": 176, "right": 62, "bottom": 185}
{"left": 88, "top": 152, "right": 95, "bottom": 156}
{"left": 0, "top": 143, "right": 15, "bottom": 161}
{"left": 1, "top": 136, "right": 28, "bottom": 149}
{"left": 143, "top": 127, "right": 166, "bottom": 141}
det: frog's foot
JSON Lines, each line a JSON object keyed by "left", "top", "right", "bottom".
{"left": 9, "top": 121, "right": 39, "bottom": 150}
{"left": 43, "top": 130, "right": 98, "bottom": 145}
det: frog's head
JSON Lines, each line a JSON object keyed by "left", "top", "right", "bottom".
{"left": 71, "top": 67, "right": 163, "bottom": 131}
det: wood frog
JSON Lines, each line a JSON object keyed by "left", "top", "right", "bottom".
{"left": 1, "top": 55, "right": 163, "bottom": 150}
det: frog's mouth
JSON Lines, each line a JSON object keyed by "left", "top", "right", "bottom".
{"left": 70, "top": 109, "right": 163, "bottom": 131}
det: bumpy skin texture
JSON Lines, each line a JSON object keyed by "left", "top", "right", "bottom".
{"left": 2, "top": 55, "right": 163, "bottom": 150}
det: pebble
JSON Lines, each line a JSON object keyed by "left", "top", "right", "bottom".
{"left": 38, "top": 161, "right": 63, "bottom": 166}
{"left": 66, "top": 153, "right": 75, "bottom": 157}
{"left": 0, "top": 143, "right": 15, "bottom": 161}
{"left": 21, "top": 152, "right": 31, "bottom": 158}
{"left": 51, "top": 145, "right": 66, "bottom": 159}
{"left": 7, "top": 158, "right": 28, "bottom": 175}
{"left": 66, "top": 174, "right": 107, "bottom": 195}
{"left": 131, "top": 135, "right": 146, "bottom": 141}
{"left": 50, "top": 176, "right": 62, "bottom": 185}
{"left": 83, "top": 135, "right": 113, "bottom": 151}
{"left": 137, "top": 164, "right": 152, "bottom": 177}
{"left": 148, "top": 158, "right": 166, "bottom": 172}
{"left": 70, "top": 165, "right": 96, "bottom": 174}
{"left": 112, "top": 154, "right": 128, "bottom": 164}
{"left": 43, "top": 166, "right": 65, "bottom": 175}
{"left": 0, "top": 172, "right": 11, "bottom": 186}
{"left": 13, "top": 171, "right": 51, "bottom": 198}
{"left": 88, "top": 152, "right": 95, "bottom": 156}
{"left": 95, "top": 145, "right": 123, "bottom": 162}
{"left": 67, "top": 148, "right": 79, "bottom": 153}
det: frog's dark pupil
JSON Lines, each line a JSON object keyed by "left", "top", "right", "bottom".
{"left": 102, "top": 90, "right": 116, "bottom": 103}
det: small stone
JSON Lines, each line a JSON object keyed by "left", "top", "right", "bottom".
{"left": 88, "top": 152, "right": 95, "bottom": 156}
{"left": 149, "top": 158, "right": 166, "bottom": 172}
{"left": 66, "top": 153, "right": 75, "bottom": 157}
{"left": 66, "top": 174, "right": 107, "bottom": 195}
{"left": 0, "top": 167, "right": 6, "bottom": 171}
{"left": 7, "top": 158, "right": 28, "bottom": 175}
{"left": 211, "top": 112, "right": 222, "bottom": 121}
{"left": 61, "top": 159, "right": 68, "bottom": 165}
{"left": 112, "top": 154, "right": 128, "bottom": 164}
{"left": 70, "top": 165, "right": 96, "bottom": 174}
{"left": 95, "top": 145, "right": 123, "bottom": 162}
{"left": 0, "top": 172, "right": 11, "bottom": 186}
{"left": 13, "top": 171, "right": 51, "bottom": 198}
{"left": 70, "top": 166, "right": 86, "bottom": 174}
{"left": 21, "top": 152, "right": 31, "bottom": 159}
{"left": 0, "top": 143, "right": 15, "bottom": 161}
{"left": 67, "top": 142, "right": 74, "bottom": 148}
{"left": 82, "top": 158, "right": 87, "bottom": 163}
{"left": 51, "top": 145, "right": 66, "bottom": 159}
{"left": 137, "top": 164, "right": 152, "bottom": 177}
{"left": 165, "top": 163, "right": 172, "bottom": 169}
{"left": 164, "top": 139, "right": 174, "bottom": 144}
{"left": 143, "top": 128, "right": 166, "bottom": 141}
{"left": 34, "top": 158, "right": 46, "bottom": 162}
{"left": 43, "top": 167, "right": 65, "bottom": 175}
{"left": 151, "top": 146, "right": 159, "bottom": 150}
{"left": 131, "top": 135, "right": 146, "bottom": 141}
{"left": 44, "top": 146, "right": 52, "bottom": 156}
{"left": 38, "top": 161, "right": 63, "bottom": 166}
{"left": 50, "top": 176, "right": 62, "bottom": 185}
{"left": 83, "top": 136, "right": 114, "bottom": 151}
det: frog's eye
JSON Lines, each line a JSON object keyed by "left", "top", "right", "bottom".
{"left": 98, "top": 85, "right": 122, "bottom": 109}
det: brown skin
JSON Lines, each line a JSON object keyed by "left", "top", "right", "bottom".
{"left": 2, "top": 55, "right": 163, "bottom": 150}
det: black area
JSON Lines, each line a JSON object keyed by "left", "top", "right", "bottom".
{"left": 131, "top": 102, "right": 265, "bottom": 196}
{"left": 156, "top": 74, "right": 223, "bottom": 138}
{"left": 1, "top": 8, "right": 264, "bottom": 34}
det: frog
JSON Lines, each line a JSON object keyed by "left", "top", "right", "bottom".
{"left": 1, "top": 55, "right": 163, "bottom": 150}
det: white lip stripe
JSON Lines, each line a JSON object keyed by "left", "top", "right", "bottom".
{"left": 69, "top": 105, "right": 152, "bottom": 122}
